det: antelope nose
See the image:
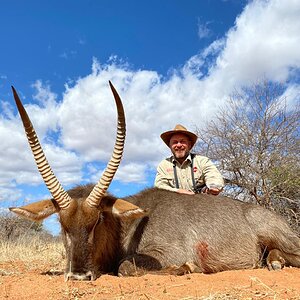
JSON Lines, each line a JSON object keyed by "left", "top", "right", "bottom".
{"left": 64, "top": 271, "right": 95, "bottom": 281}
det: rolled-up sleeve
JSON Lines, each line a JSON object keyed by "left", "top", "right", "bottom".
{"left": 199, "top": 156, "right": 224, "bottom": 189}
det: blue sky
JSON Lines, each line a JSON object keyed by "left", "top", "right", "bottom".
{"left": 0, "top": 0, "right": 244, "bottom": 96}
{"left": 1, "top": 0, "right": 300, "bottom": 235}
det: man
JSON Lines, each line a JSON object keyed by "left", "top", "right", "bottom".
{"left": 154, "top": 124, "right": 224, "bottom": 195}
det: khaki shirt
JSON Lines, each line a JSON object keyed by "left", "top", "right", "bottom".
{"left": 154, "top": 154, "right": 224, "bottom": 192}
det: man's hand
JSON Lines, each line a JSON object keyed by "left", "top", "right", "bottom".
{"left": 207, "top": 187, "right": 221, "bottom": 195}
{"left": 201, "top": 186, "right": 221, "bottom": 195}
{"left": 177, "top": 189, "right": 195, "bottom": 195}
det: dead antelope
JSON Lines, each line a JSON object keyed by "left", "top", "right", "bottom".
{"left": 10, "top": 82, "right": 300, "bottom": 280}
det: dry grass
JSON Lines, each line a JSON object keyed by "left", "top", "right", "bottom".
{"left": 0, "top": 234, "right": 65, "bottom": 267}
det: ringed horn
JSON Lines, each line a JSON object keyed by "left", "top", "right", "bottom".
{"left": 12, "top": 81, "right": 126, "bottom": 209}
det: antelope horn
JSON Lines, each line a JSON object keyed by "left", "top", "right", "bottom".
{"left": 86, "top": 81, "right": 126, "bottom": 208}
{"left": 12, "top": 86, "right": 72, "bottom": 209}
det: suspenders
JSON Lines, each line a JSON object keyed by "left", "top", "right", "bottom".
{"left": 172, "top": 153, "right": 197, "bottom": 190}
{"left": 172, "top": 161, "right": 180, "bottom": 189}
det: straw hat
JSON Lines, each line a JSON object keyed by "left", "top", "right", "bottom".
{"left": 160, "top": 124, "right": 198, "bottom": 148}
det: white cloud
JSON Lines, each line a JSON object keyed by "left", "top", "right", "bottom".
{"left": 0, "top": 182, "right": 22, "bottom": 202}
{"left": 0, "top": 84, "right": 83, "bottom": 201}
{"left": 281, "top": 84, "right": 300, "bottom": 109}
{"left": 197, "top": 20, "right": 212, "bottom": 39}
{"left": 31, "top": 80, "right": 57, "bottom": 105}
{"left": 89, "top": 162, "right": 150, "bottom": 184}
{"left": 209, "top": 0, "right": 300, "bottom": 85}
{"left": 114, "top": 163, "right": 151, "bottom": 183}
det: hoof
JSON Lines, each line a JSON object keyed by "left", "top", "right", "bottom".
{"left": 118, "top": 260, "right": 144, "bottom": 276}
{"left": 267, "top": 260, "right": 283, "bottom": 271}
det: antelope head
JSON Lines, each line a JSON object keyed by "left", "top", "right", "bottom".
{"left": 9, "top": 82, "right": 146, "bottom": 280}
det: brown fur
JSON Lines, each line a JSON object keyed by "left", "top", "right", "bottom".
{"left": 10, "top": 185, "right": 300, "bottom": 280}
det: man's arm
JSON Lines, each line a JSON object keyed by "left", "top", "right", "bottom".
{"left": 197, "top": 156, "right": 224, "bottom": 195}
{"left": 154, "top": 161, "right": 195, "bottom": 195}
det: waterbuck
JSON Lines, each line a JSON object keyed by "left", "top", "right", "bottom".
{"left": 9, "top": 82, "right": 300, "bottom": 281}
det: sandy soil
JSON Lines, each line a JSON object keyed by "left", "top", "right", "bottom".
{"left": 0, "top": 262, "right": 300, "bottom": 299}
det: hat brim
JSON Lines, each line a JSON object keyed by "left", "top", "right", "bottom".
{"left": 161, "top": 130, "right": 198, "bottom": 148}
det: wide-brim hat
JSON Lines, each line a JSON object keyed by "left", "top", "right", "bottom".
{"left": 160, "top": 124, "right": 198, "bottom": 148}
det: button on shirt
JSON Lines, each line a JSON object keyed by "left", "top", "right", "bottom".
{"left": 154, "top": 154, "right": 224, "bottom": 193}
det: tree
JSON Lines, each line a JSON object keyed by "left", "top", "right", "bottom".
{"left": 195, "top": 80, "right": 300, "bottom": 228}
{"left": 0, "top": 213, "right": 44, "bottom": 241}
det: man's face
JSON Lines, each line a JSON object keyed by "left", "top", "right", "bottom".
{"left": 169, "top": 133, "right": 192, "bottom": 161}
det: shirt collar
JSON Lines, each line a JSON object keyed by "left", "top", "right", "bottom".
{"left": 171, "top": 153, "right": 192, "bottom": 165}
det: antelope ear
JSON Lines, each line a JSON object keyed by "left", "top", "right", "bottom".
{"left": 104, "top": 198, "right": 148, "bottom": 220}
{"left": 9, "top": 199, "right": 58, "bottom": 221}
{"left": 113, "top": 199, "right": 149, "bottom": 219}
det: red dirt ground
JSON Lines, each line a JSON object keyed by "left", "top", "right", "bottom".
{"left": 1, "top": 262, "right": 300, "bottom": 299}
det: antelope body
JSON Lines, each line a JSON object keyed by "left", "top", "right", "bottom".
{"left": 9, "top": 83, "right": 300, "bottom": 280}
